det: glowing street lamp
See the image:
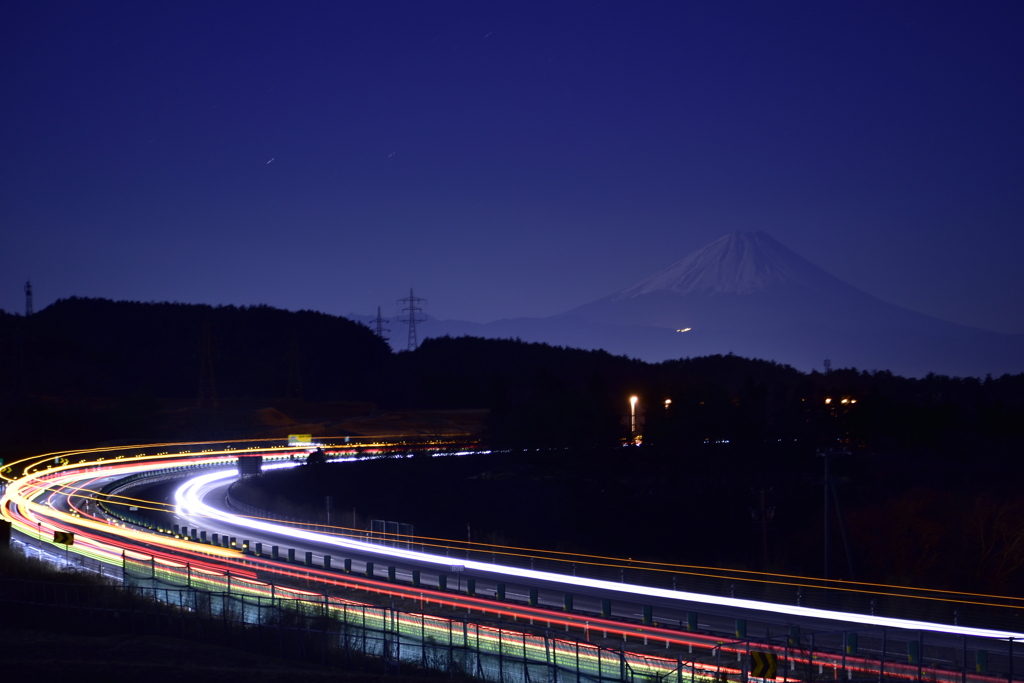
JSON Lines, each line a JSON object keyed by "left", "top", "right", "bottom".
{"left": 629, "top": 396, "right": 638, "bottom": 434}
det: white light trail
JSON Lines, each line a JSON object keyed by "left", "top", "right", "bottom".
{"left": 174, "top": 467, "right": 1024, "bottom": 641}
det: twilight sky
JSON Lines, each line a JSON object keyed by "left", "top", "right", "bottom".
{"left": 2, "top": 3, "right": 1022, "bottom": 333}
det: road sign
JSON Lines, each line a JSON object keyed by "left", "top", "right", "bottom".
{"left": 750, "top": 651, "right": 778, "bottom": 679}
{"left": 53, "top": 531, "right": 75, "bottom": 546}
{"left": 450, "top": 565, "right": 465, "bottom": 572}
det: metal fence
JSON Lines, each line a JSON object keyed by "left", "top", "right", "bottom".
{"left": 117, "top": 553, "right": 721, "bottom": 683}
{"left": 3, "top": 544, "right": 1020, "bottom": 683}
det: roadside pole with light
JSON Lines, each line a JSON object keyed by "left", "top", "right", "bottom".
{"left": 629, "top": 396, "right": 638, "bottom": 436}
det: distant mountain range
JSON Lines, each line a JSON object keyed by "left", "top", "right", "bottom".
{"left": 350, "top": 232, "right": 1024, "bottom": 378}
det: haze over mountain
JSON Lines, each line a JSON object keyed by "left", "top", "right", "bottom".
{"left": 353, "top": 232, "right": 1024, "bottom": 378}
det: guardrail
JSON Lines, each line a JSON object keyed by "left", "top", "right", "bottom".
{"left": 222, "top": 485, "right": 1024, "bottom": 635}
{"left": 116, "top": 553, "right": 708, "bottom": 683}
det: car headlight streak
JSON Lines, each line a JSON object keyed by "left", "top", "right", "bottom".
{"left": 5, "top": 445, "right": 1020, "bottom": 644}
{"left": 174, "top": 467, "right": 1023, "bottom": 641}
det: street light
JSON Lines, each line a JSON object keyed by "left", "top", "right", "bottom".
{"left": 629, "top": 396, "right": 638, "bottom": 434}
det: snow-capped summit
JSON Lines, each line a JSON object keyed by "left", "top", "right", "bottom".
{"left": 552, "top": 231, "right": 1024, "bottom": 376}
{"left": 615, "top": 231, "right": 843, "bottom": 299}
{"left": 567, "top": 230, "right": 867, "bottom": 331}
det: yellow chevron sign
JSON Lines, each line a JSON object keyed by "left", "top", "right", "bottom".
{"left": 52, "top": 531, "right": 74, "bottom": 545}
{"left": 750, "top": 651, "right": 778, "bottom": 679}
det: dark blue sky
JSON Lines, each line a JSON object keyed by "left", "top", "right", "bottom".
{"left": 2, "top": 2, "right": 1022, "bottom": 332}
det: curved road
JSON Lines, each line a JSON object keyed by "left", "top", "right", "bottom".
{"left": 3, "top": 440, "right": 1021, "bottom": 683}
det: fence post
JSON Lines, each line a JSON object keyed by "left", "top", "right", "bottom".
{"left": 278, "top": 597, "right": 284, "bottom": 658}
{"left": 918, "top": 633, "right": 924, "bottom": 682}
{"left": 962, "top": 635, "right": 967, "bottom": 683}
{"left": 1009, "top": 637, "right": 1014, "bottom": 683}
{"left": 524, "top": 631, "right": 529, "bottom": 680}
{"left": 842, "top": 631, "right": 847, "bottom": 678}
{"left": 476, "top": 623, "right": 483, "bottom": 679}
{"left": 322, "top": 593, "right": 328, "bottom": 666}
{"left": 879, "top": 628, "right": 886, "bottom": 683}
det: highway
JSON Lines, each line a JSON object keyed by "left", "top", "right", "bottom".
{"left": 3, "top": 439, "right": 1022, "bottom": 683}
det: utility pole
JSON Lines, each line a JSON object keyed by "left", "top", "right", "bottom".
{"left": 24, "top": 280, "right": 33, "bottom": 316}
{"left": 819, "top": 448, "right": 856, "bottom": 581}
{"left": 397, "top": 288, "right": 426, "bottom": 351}
{"left": 823, "top": 450, "right": 831, "bottom": 580}
{"left": 752, "top": 488, "right": 773, "bottom": 571}
{"left": 285, "top": 330, "right": 303, "bottom": 400}
{"left": 198, "top": 320, "right": 217, "bottom": 408}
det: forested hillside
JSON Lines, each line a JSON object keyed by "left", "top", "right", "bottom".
{"left": 2, "top": 298, "right": 1024, "bottom": 593}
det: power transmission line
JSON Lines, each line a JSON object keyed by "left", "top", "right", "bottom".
{"left": 396, "top": 288, "right": 426, "bottom": 351}
{"left": 372, "top": 305, "right": 390, "bottom": 342}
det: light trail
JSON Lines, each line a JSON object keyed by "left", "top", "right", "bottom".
{"left": 174, "top": 466, "right": 1024, "bottom": 641}
{"left": 3, "top": 441, "right": 1021, "bottom": 683}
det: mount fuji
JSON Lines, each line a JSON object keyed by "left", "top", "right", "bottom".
{"left": 561, "top": 231, "right": 1024, "bottom": 376}
{"left": 351, "top": 232, "right": 1023, "bottom": 377}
